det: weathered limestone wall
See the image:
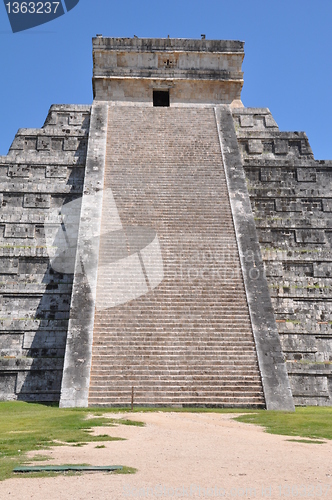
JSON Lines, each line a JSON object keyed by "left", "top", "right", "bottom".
{"left": 94, "top": 79, "right": 242, "bottom": 106}
{"left": 0, "top": 105, "right": 90, "bottom": 401}
{"left": 60, "top": 101, "right": 108, "bottom": 408}
{"left": 92, "top": 37, "right": 244, "bottom": 105}
{"left": 233, "top": 107, "right": 332, "bottom": 405}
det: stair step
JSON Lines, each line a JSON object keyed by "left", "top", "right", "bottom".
{"left": 90, "top": 367, "right": 261, "bottom": 375}
{"left": 89, "top": 390, "right": 264, "bottom": 396}
{"left": 88, "top": 396, "right": 265, "bottom": 404}
{"left": 89, "top": 383, "right": 263, "bottom": 391}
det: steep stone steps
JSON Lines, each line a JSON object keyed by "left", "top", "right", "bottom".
{"left": 88, "top": 105, "right": 265, "bottom": 407}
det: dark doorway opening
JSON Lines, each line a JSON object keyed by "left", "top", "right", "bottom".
{"left": 153, "top": 90, "right": 170, "bottom": 107}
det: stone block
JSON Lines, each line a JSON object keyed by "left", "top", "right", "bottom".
{"left": 325, "top": 232, "right": 332, "bottom": 247}
{"left": 23, "top": 194, "right": 51, "bottom": 209}
{"left": 290, "top": 375, "right": 328, "bottom": 397}
{"left": 258, "top": 228, "right": 296, "bottom": 244}
{"left": 284, "top": 262, "right": 314, "bottom": 277}
{"left": 16, "top": 370, "right": 62, "bottom": 394}
{"left": 18, "top": 257, "right": 57, "bottom": 275}
{"left": 301, "top": 199, "right": 323, "bottom": 211}
{"left": 2, "top": 194, "right": 24, "bottom": 208}
{"left": 0, "top": 373, "right": 17, "bottom": 399}
{"left": 272, "top": 297, "right": 295, "bottom": 315}
{"left": 239, "top": 115, "right": 254, "bottom": 127}
{"left": 51, "top": 139, "right": 63, "bottom": 151}
{"left": 7, "top": 165, "right": 30, "bottom": 178}
{"left": 316, "top": 338, "right": 332, "bottom": 357}
{"left": 264, "top": 115, "right": 278, "bottom": 128}
{"left": 299, "top": 139, "right": 313, "bottom": 157}
{"left": 0, "top": 258, "right": 19, "bottom": 274}
{"left": 63, "top": 138, "right": 79, "bottom": 151}
{"left": 0, "top": 166, "right": 8, "bottom": 179}
{"left": 45, "top": 166, "right": 67, "bottom": 178}
{"left": 24, "top": 138, "right": 37, "bottom": 150}
{"left": 253, "top": 199, "right": 276, "bottom": 214}
{"left": 10, "top": 136, "right": 24, "bottom": 150}
{"left": 250, "top": 116, "right": 266, "bottom": 130}
{"left": 274, "top": 199, "right": 322, "bottom": 213}
{"left": 264, "top": 261, "right": 283, "bottom": 277}
{"left": 274, "top": 139, "right": 288, "bottom": 154}
{"left": 260, "top": 168, "right": 282, "bottom": 182}
{"left": 69, "top": 113, "right": 83, "bottom": 126}
{"left": 281, "top": 334, "right": 317, "bottom": 353}
{"left": 23, "top": 331, "right": 67, "bottom": 349}
{"left": 248, "top": 139, "right": 263, "bottom": 154}
{"left": 313, "top": 263, "right": 332, "bottom": 278}
{"left": 275, "top": 199, "right": 301, "bottom": 212}
{"left": 297, "top": 168, "right": 316, "bottom": 182}
{"left": 322, "top": 199, "right": 332, "bottom": 212}
{"left": 295, "top": 229, "right": 325, "bottom": 244}
{"left": 4, "top": 224, "right": 35, "bottom": 238}
{"left": 288, "top": 141, "right": 301, "bottom": 156}
{"left": 0, "top": 334, "right": 23, "bottom": 356}
{"left": 37, "top": 136, "right": 51, "bottom": 151}
{"left": 44, "top": 111, "right": 57, "bottom": 126}
{"left": 1, "top": 296, "right": 42, "bottom": 317}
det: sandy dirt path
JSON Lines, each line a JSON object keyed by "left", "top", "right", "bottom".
{"left": 2, "top": 412, "right": 332, "bottom": 499}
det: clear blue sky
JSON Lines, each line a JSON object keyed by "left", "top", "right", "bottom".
{"left": 0, "top": 0, "right": 331, "bottom": 158}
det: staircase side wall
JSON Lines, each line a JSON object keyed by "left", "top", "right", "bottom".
{"left": 0, "top": 105, "right": 90, "bottom": 402}
{"left": 216, "top": 105, "right": 294, "bottom": 411}
{"left": 233, "top": 107, "right": 332, "bottom": 406}
{"left": 59, "top": 101, "right": 109, "bottom": 408}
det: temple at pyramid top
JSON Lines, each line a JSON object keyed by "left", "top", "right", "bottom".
{"left": 92, "top": 37, "right": 244, "bottom": 106}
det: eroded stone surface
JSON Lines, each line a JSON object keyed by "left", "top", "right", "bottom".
{"left": 233, "top": 106, "right": 332, "bottom": 406}
{"left": 0, "top": 105, "right": 90, "bottom": 402}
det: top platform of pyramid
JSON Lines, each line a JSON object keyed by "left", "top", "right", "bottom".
{"left": 92, "top": 37, "right": 244, "bottom": 106}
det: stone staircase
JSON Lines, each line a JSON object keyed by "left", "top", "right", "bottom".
{"left": 88, "top": 105, "right": 265, "bottom": 407}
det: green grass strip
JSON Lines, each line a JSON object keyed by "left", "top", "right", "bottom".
{"left": 0, "top": 402, "right": 143, "bottom": 481}
{"left": 235, "top": 406, "right": 332, "bottom": 440}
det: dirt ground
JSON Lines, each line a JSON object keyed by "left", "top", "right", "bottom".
{"left": 2, "top": 412, "right": 332, "bottom": 500}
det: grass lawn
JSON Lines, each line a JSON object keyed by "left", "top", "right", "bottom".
{"left": 0, "top": 402, "right": 142, "bottom": 481}
{"left": 234, "top": 406, "right": 332, "bottom": 441}
{"left": 0, "top": 403, "right": 331, "bottom": 481}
